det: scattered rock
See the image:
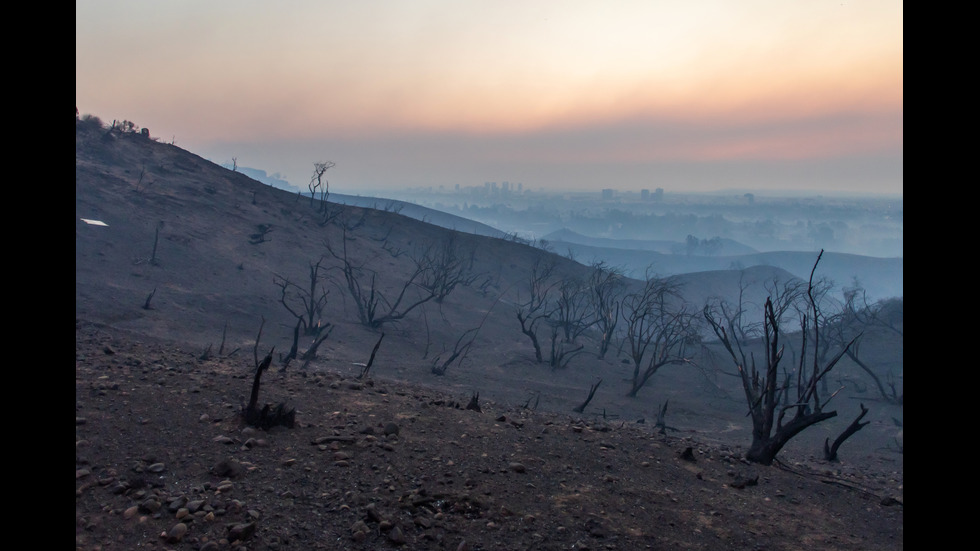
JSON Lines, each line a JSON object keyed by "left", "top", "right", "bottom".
{"left": 164, "top": 522, "right": 188, "bottom": 543}
{"left": 228, "top": 521, "right": 256, "bottom": 542}
{"left": 387, "top": 524, "right": 407, "bottom": 545}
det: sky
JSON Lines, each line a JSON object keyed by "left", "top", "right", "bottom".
{"left": 76, "top": 1, "right": 903, "bottom": 196}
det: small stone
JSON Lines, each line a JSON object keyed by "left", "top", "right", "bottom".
{"left": 139, "top": 498, "right": 162, "bottom": 514}
{"left": 147, "top": 462, "right": 166, "bottom": 473}
{"left": 165, "top": 522, "right": 188, "bottom": 543}
{"left": 387, "top": 525, "right": 407, "bottom": 545}
{"left": 509, "top": 462, "right": 526, "bottom": 473}
{"left": 228, "top": 521, "right": 256, "bottom": 542}
{"left": 350, "top": 520, "right": 369, "bottom": 541}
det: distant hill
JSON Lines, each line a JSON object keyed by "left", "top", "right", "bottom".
{"left": 329, "top": 193, "right": 511, "bottom": 240}
{"left": 543, "top": 228, "right": 759, "bottom": 256}
{"left": 545, "top": 239, "right": 902, "bottom": 302}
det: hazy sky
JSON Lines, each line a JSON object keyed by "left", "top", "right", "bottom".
{"left": 76, "top": 1, "right": 902, "bottom": 196}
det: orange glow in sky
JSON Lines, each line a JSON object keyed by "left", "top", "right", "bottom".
{"left": 76, "top": 1, "right": 902, "bottom": 194}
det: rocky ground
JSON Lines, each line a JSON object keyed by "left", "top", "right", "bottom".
{"left": 75, "top": 321, "right": 903, "bottom": 551}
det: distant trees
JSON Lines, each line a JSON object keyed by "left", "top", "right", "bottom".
{"left": 703, "top": 251, "right": 860, "bottom": 465}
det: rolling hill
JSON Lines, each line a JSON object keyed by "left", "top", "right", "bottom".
{"left": 76, "top": 117, "right": 902, "bottom": 549}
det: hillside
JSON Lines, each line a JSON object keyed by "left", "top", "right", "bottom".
{"left": 76, "top": 118, "right": 903, "bottom": 550}
{"left": 543, "top": 239, "right": 902, "bottom": 303}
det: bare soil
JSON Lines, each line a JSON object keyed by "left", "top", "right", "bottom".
{"left": 75, "top": 321, "right": 902, "bottom": 551}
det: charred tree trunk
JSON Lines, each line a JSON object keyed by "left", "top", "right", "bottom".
{"left": 281, "top": 319, "right": 302, "bottom": 371}
{"left": 299, "top": 323, "right": 334, "bottom": 370}
{"left": 359, "top": 333, "right": 385, "bottom": 379}
{"left": 573, "top": 379, "right": 602, "bottom": 413}
{"left": 824, "top": 403, "right": 870, "bottom": 461}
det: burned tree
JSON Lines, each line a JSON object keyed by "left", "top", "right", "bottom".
{"left": 703, "top": 251, "right": 859, "bottom": 465}
{"left": 431, "top": 293, "right": 501, "bottom": 376}
{"left": 515, "top": 257, "right": 558, "bottom": 363}
{"left": 274, "top": 257, "right": 330, "bottom": 337}
{"left": 552, "top": 276, "right": 594, "bottom": 344}
{"left": 547, "top": 322, "right": 586, "bottom": 370}
{"left": 308, "top": 161, "right": 335, "bottom": 211}
{"left": 242, "top": 320, "right": 294, "bottom": 429}
{"left": 358, "top": 333, "right": 385, "bottom": 379}
{"left": 326, "top": 223, "right": 445, "bottom": 329}
{"left": 415, "top": 233, "right": 482, "bottom": 304}
{"left": 621, "top": 274, "right": 701, "bottom": 397}
{"left": 572, "top": 379, "right": 602, "bottom": 413}
{"left": 824, "top": 403, "right": 870, "bottom": 461}
{"left": 588, "top": 262, "right": 625, "bottom": 359}
{"left": 837, "top": 288, "right": 903, "bottom": 405}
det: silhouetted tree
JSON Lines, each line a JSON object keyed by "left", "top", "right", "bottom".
{"left": 515, "top": 257, "right": 558, "bottom": 363}
{"left": 703, "top": 251, "right": 859, "bottom": 465}
{"left": 274, "top": 258, "right": 330, "bottom": 336}
{"left": 308, "top": 161, "right": 334, "bottom": 211}
{"left": 622, "top": 273, "right": 701, "bottom": 397}
{"left": 326, "top": 223, "right": 445, "bottom": 328}
{"left": 588, "top": 261, "right": 625, "bottom": 359}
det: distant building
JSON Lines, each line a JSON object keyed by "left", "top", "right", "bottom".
{"left": 601, "top": 188, "right": 614, "bottom": 200}
{"left": 641, "top": 188, "right": 650, "bottom": 200}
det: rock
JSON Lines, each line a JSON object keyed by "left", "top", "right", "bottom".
{"left": 139, "top": 498, "right": 162, "bottom": 514}
{"left": 387, "top": 525, "right": 407, "bottom": 545}
{"left": 164, "top": 522, "right": 188, "bottom": 542}
{"left": 509, "top": 462, "right": 527, "bottom": 473}
{"left": 350, "top": 520, "right": 370, "bottom": 541}
{"left": 146, "top": 462, "right": 166, "bottom": 473}
{"left": 228, "top": 521, "right": 256, "bottom": 542}
{"left": 383, "top": 422, "right": 400, "bottom": 436}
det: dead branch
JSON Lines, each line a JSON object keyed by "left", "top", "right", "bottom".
{"left": 824, "top": 403, "right": 870, "bottom": 461}
{"left": 573, "top": 379, "right": 602, "bottom": 413}
{"left": 359, "top": 333, "right": 385, "bottom": 379}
